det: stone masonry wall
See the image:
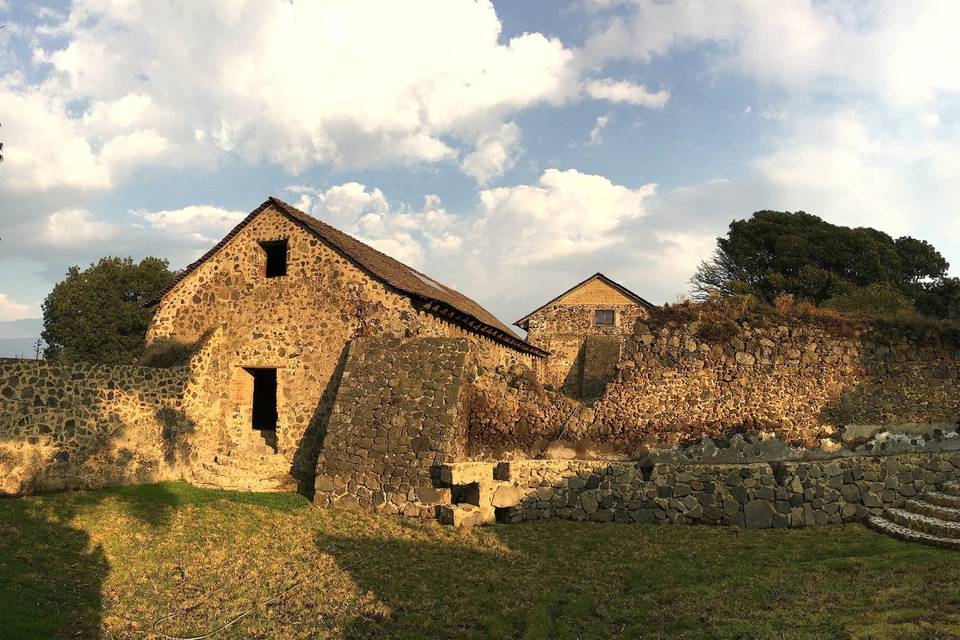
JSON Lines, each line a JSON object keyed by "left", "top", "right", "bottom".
{"left": 147, "top": 204, "right": 528, "bottom": 487}
{"left": 469, "top": 316, "right": 960, "bottom": 458}
{"left": 527, "top": 303, "right": 648, "bottom": 395}
{"left": 0, "top": 359, "right": 192, "bottom": 494}
{"left": 313, "top": 337, "right": 470, "bottom": 517}
{"left": 495, "top": 452, "right": 960, "bottom": 527}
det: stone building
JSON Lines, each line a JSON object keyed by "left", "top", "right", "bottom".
{"left": 143, "top": 197, "right": 545, "bottom": 492}
{"left": 515, "top": 273, "right": 654, "bottom": 399}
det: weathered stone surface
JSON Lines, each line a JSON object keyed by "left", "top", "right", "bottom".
{"left": 744, "top": 499, "right": 776, "bottom": 528}
{"left": 480, "top": 452, "right": 960, "bottom": 529}
{"left": 468, "top": 309, "right": 960, "bottom": 458}
{"left": 519, "top": 275, "right": 650, "bottom": 398}
{"left": 0, "top": 359, "right": 191, "bottom": 495}
{"left": 491, "top": 485, "right": 522, "bottom": 508}
{"left": 312, "top": 337, "right": 472, "bottom": 516}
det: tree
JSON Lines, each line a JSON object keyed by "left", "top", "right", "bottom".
{"left": 42, "top": 257, "right": 175, "bottom": 364}
{"left": 691, "top": 211, "right": 953, "bottom": 317}
{"left": 915, "top": 277, "right": 960, "bottom": 321}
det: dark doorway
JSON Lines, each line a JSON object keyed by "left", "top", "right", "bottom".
{"left": 248, "top": 368, "right": 278, "bottom": 431}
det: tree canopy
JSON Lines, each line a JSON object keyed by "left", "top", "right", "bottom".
{"left": 42, "top": 257, "right": 175, "bottom": 363}
{"left": 691, "top": 211, "right": 958, "bottom": 319}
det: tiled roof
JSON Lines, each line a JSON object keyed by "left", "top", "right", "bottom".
{"left": 148, "top": 197, "right": 546, "bottom": 357}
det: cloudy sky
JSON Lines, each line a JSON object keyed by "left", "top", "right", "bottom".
{"left": 2, "top": 0, "right": 960, "bottom": 353}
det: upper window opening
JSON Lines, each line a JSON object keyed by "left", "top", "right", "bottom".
{"left": 259, "top": 240, "right": 288, "bottom": 278}
{"left": 594, "top": 309, "right": 615, "bottom": 326}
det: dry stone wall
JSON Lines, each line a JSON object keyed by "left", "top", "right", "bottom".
{"left": 469, "top": 317, "right": 960, "bottom": 458}
{"left": 313, "top": 337, "right": 470, "bottom": 517}
{"left": 495, "top": 452, "right": 960, "bottom": 527}
{"left": 0, "top": 359, "right": 191, "bottom": 494}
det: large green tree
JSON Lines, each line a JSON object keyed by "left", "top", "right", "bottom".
{"left": 42, "top": 257, "right": 175, "bottom": 363}
{"left": 690, "top": 211, "right": 954, "bottom": 316}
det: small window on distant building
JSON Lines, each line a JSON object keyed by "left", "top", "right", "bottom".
{"left": 259, "top": 240, "right": 288, "bottom": 278}
{"left": 595, "top": 309, "right": 615, "bottom": 326}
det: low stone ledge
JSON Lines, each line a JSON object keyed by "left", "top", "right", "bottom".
{"left": 469, "top": 451, "right": 960, "bottom": 529}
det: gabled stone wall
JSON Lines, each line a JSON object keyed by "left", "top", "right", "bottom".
{"left": 523, "top": 285, "right": 649, "bottom": 396}
{"left": 0, "top": 359, "right": 192, "bottom": 494}
{"left": 313, "top": 337, "right": 470, "bottom": 516}
{"left": 147, "top": 205, "right": 528, "bottom": 487}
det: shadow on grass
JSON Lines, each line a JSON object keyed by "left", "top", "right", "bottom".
{"left": 312, "top": 519, "right": 678, "bottom": 639}
{"left": 0, "top": 495, "right": 109, "bottom": 639}
{"left": 316, "top": 520, "right": 960, "bottom": 640}
{"left": 0, "top": 481, "right": 309, "bottom": 639}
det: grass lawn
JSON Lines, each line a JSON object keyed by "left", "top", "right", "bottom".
{"left": 2, "top": 483, "right": 960, "bottom": 639}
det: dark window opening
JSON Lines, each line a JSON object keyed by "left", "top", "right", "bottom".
{"left": 248, "top": 367, "right": 278, "bottom": 431}
{"left": 594, "top": 309, "right": 615, "bottom": 326}
{"left": 451, "top": 482, "right": 480, "bottom": 505}
{"left": 259, "top": 239, "right": 288, "bottom": 278}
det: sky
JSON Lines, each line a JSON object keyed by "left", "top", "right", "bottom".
{"left": 1, "top": 0, "right": 960, "bottom": 355}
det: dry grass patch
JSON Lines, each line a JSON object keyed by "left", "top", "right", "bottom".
{"left": 2, "top": 482, "right": 960, "bottom": 639}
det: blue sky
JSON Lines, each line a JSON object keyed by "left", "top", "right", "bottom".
{"left": 1, "top": 0, "right": 959, "bottom": 355}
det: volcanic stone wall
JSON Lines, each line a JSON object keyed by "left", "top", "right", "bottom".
{"left": 0, "top": 359, "right": 192, "bottom": 494}
{"left": 147, "top": 204, "right": 527, "bottom": 486}
{"left": 526, "top": 303, "right": 649, "bottom": 397}
{"left": 495, "top": 452, "right": 960, "bottom": 527}
{"left": 469, "top": 318, "right": 960, "bottom": 458}
{"left": 313, "top": 337, "right": 470, "bottom": 517}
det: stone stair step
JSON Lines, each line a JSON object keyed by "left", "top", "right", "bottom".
{"left": 904, "top": 498, "right": 960, "bottom": 523}
{"left": 867, "top": 515, "right": 960, "bottom": 550}
{"left": 942, "top": 481, "right": 960, "bottom": 497}
{"left": 203, "top": 461, "right": 290, "bottom": 480}
{"left": 223, "top": 452, "right": 289, "bottom": 466}
{"left": 436, "top": 503, "right": 495, "bottom": 527}
{"left": 922, "top": 491, "right": 960, "bottom": 509}
{"left": 884, "top": 507, "right": 960, "bottom": 539}
{"left": 190, "top": 467, "right": 292, "bottom": 492}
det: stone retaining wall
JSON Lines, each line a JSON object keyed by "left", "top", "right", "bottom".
{"left": 312, "top": 337, "right": 470, "bottom": 516}
{"left": 469, "top": 317, "right": 960, "bottom": 457}
{"left": 0, "top": 359, "right": 192, "bottom": 494}
{"left": 493, "top": 452, "right": 960, "bottom": 527}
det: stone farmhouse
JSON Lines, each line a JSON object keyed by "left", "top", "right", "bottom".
{"left": 3, "top": 196, "right": 960, "bottom": 542}
{"left": 143, "top": 196, "right": 545, "bottom": 494}
{"left": 516, "top": 273, "right": 655, "bottom": 400}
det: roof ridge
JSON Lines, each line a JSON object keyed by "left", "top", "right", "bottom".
{"left": 148, "top": 196, "right": 547, "bottom": 357}
{"left": 514, "top": 272, "right": 656, "bottom": 329}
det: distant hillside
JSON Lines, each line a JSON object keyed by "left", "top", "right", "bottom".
{"left": 0, "top": 319, "right": 43, "bottom": 358}
{"left": 0, "top": 338, "right": 42, "bottom": 359}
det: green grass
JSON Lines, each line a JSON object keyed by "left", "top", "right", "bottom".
{"left": 2, "top": 482, "right": 960, "bottom": 639}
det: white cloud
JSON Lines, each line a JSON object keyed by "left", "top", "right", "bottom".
{"left": 588, "top": 115, "right": 610, "bottom": 145}
{"left": 137, "top": 205, "right": 246, "bottom": 233}
{"left": 0, "top": 294, "right": 38, "bottom": 322}
{"left": 280, "top": 170, "right": 659, "bottom": 314}
{"left": 41, "top": 209, "right": 117, "bottom": 247}
{"left": 461, "top": 122, "right": 521, "bottom": 185}
{"left": 476, "top": 169, "right": 655, "bottom": 266}
{"left": 585, "top": 79, "right": 669, "bottom": 108}
{"left": 10, "top": 0, "right": 580, "bottom": 186}
{"left": 287, "top": 184, "right": 461, "bottom": 268}
{"left": 584, "top": 0, "right": 960, "bottom": 108}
